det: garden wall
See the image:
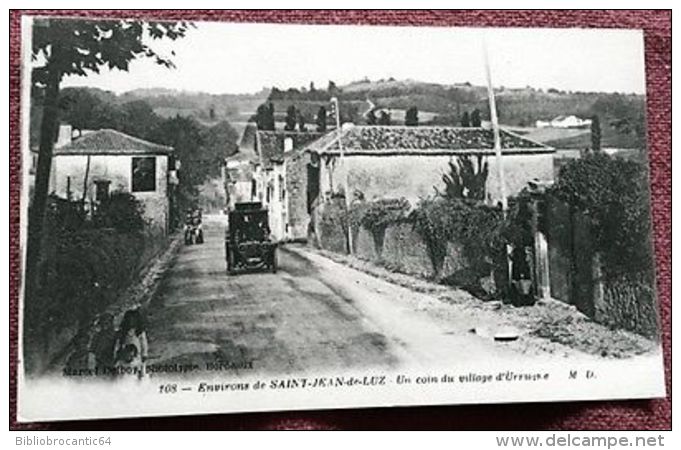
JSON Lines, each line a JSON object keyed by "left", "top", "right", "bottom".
{"left": 317, "top": 201, "right": 465, "bottom": 282}
{"left": 380, "top": 222, "right": 434, "bottom": 279}
{"left": 598, "top": 275, "right": 659, "bottom": 339}
{"left": 353, "top": 226, "right": 380, "bottom": 261}
{"left": 316, "top": 200, "right": 348, "bottom": 254}
{"left": 543, "top": 194, "right": 658, "bottom": 338}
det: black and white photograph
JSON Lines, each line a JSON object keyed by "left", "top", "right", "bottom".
{"left": 17, "top": 16, "right": 665, "bottom": 421}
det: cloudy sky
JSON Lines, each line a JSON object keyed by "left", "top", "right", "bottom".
{"left": 57, "top": 21, "right": 646, "bottom": 95}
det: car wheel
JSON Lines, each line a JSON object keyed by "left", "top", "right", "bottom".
{"left": 271, "top": 252, "right": 277, "bottom": 273}
{"left": 227, "top": 251, "right": 235, "bottom": 275}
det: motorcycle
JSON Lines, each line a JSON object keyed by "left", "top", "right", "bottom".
{"left": 184, "top": 211, "right": 204, "bottom": 245}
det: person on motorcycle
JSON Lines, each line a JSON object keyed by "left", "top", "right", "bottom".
{"left": 184, "top": 207, "right": 204, "bottom": 244}
{"left": 184, "top": 208, "right": 196, "bottom": 244}
{"left": 193, "top": 209, "right": 203, "bottom": 243}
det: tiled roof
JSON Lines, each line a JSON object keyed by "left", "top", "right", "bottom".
{"left": 54, "top": 129, "right": 173, "bottom": 155}
{"left": 307, "top": 126, "right": 551, "bottom": 155}
{"left": 256, "top": 131, "right": 324, "bottom": 169}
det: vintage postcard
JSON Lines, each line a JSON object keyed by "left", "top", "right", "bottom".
{"left": 16, "top": 16, "right": 665, "bottom": 421}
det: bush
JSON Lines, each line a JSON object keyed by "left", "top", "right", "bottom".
{"left": 94, "top": 192, "right": 146, "bottom": 232}
{"left": 350, "top": 198, "right": 410, "bottom": 251}
{"left": 600, "top": 273, "right": 659, "bottom": 339}
{"left": 411, "top": 197, "right": 505, "bottom": 276}
{"left": 550, "top": 153, "right": 653, "bottom": 279}
{"left": 24, "top": 195, "right": 161, "bottom": 374}
{"left": 23, "top": 226, "right": 151, "bottom": 373}
{"left": 350, "top": 198, "right": 411, "bottom": 233}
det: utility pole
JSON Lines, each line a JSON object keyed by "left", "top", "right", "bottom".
{"left": 483, "top": 38, "right": 512, "bottom": 294}
{"left": 331, "top": 97, "right": 353, "bottom": 255}
{"left": 483, "top": 39, "right": 508, "bottom": 214}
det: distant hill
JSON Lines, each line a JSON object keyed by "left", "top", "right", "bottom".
{"left": 50, "top": 78, "right": 647, "bottom": 149}
{"left": 335, "top": 78, "right": 643, "bottom": 129}
{"left": 119, "top": 88, "right": 270, "bottom": 123}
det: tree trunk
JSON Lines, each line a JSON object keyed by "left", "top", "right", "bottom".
{"left": 81, "top": 154, "right": 91, "bottom": 210}
{"left": 25, "top": 64, "right": 61, "bottom": 298}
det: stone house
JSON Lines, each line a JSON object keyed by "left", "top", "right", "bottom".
{"left": 305, "top": 125, "right": 555, "bottom": 208}
{"left": 536, "top": 115, "right": 592, "bottom": 129}
{"left": 227, "top": 124, "right": 554, "bottom": 243}
{"left": 51, "top": 128, "right": 176, "bottom": 234}
{"left": 241, "top": 128, "right": 322, "bottom": 241}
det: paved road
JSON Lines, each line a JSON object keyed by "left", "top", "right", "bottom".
{"left": 145, "top": 215, "right": 547, "bottom": 377}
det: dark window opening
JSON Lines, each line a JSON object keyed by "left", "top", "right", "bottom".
{"left": 132, "top": 157, "right": 156, "bottom": 192}
{"left": 95, "top": 180, "right": 111, "bottom": 203}
{"left": 279, "top": 175, "right": 285, "bottom": 202}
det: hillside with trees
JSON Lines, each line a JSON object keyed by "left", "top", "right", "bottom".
{"left": 54, "top": 77, "right": 647, "bottom": 150}
{"left": 259, "top": 78, "right": 647, "bottom": 149}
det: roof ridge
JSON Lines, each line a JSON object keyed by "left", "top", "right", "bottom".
{"left": 56, "top": 128, "right": 173, "bottom": 154}
{"left": 257, "top": 130, "right": 325, "bottom": 135}
{"left": 303, "top": 124, "right": 552, "bottom": 153}
{"left": 94, "top": 128, "right": 172, "bottom": 150}
{"left": 353, "top": 125, "right": 489, "bottom": 130}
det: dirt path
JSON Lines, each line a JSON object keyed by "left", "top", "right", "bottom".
{"left": 145, "top": 215, "right": 641, "bottom": 379}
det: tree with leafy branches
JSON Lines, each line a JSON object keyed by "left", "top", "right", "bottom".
{"left": 470, "top": 108, "right": 482, "bottom": 127}
{"left": 255, "top": 104, "right": 268, "bottom": 130}
{"left": 297, "top": 112, "right": 307, "bottom": 132}
{"left": 366, "top": 109, "right": 378, "bottom": 125}
{"left": 405, "top": 106, "right": 419, "bottom": 126}
{"left": 28, "top": 18, "right": 192, "bottom": 295}
{"left": 267, "top": 102, "right": 276, "bottom": 130}
{"left": 591, "top": 114, "right": 602, "bottom": 152}
{"left": 119, "top": 100, "right": 162, "bottom": 141}
{"left": 56, "top": 87, "right": 104, "bottom": 134}
{"left": 255, "top": 102, "right": 276, "bottom": 130}
{"left": 460, "top": 111, "right": 471, "bottom": 127}
{"left": 284, "top": 105, "right": 297, "bottom": 131}
{"left": 316, "top": 106, "right": 327, "bottom": 132}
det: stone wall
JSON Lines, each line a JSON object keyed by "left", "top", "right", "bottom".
{"left": 380, "top": 222, "right": 434, "bottom": 279}
{"left": 317, "top": 200, "right": 348, "bottom": 254}
{"left": 353, "top": 226, "right": 380, "bottom": 261}
{"left": 598, "top": 274, "right": 659, "bottom": 339}
{"left": 318, "top": 209, "right": 471, "bottom": 283}
{"left": 440, "top": 241, "right": 469, "bottom": 279}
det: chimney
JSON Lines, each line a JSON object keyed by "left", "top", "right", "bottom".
{"left": 55, "top": 124, "right": 73, "bottom": 148}
{"left": 284, "top": 137, "right": 293, "bottom": 152}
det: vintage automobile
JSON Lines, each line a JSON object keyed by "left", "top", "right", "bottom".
{"left": 225, "top": 202, "right": 277, "bottom": 275}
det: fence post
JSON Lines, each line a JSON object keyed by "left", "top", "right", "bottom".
{"left": 592, "top": 251, "right": 606, "bottom": 321}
